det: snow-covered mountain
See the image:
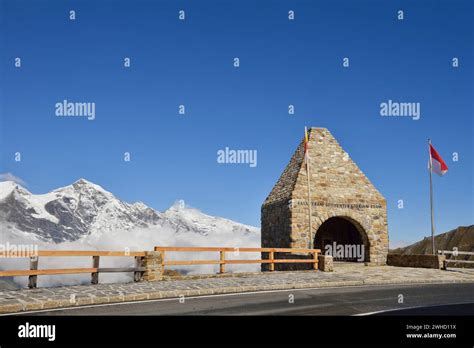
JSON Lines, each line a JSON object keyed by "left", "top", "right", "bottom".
{"left": 164, "top": 202, "right": 256, "bottom": 236}
{"left": 0, "top": 179, "right": 259, "bottom": 243}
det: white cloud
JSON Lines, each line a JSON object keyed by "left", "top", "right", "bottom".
{"left": 0, "top": 225, "right": 261, "bottom": 288}
{"left": 0, "top": 173, "right": 26, "bottom": 186}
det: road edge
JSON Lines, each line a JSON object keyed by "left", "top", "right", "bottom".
{"left": 1, "top": 277, "right": 474, "bottom": 315}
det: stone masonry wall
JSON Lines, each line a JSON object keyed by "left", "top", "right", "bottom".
{"left": 261, "top": 128, "right": 389, "bottom": 267}
{"left": 387, "top": 254, "right": 446, "bottom": 269}
{"left": 142, "top": 251, "right": 164, "bottom": 281}
{"left": 261, "top": 200, "right": 292, "bottom": 271}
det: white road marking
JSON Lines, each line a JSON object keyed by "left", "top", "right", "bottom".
{"left": 354, "top": 301, "right": 474, "bottom": 316}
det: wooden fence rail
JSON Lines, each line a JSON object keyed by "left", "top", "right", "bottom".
{"left": 154, "top": 246, "right": 321, "bottom": 273}
{"left": 0, "top": 247, "right": 322, "bottom": 288}
{"left": 438, "top": 250, "right": 474, "bottom": 270}
{"left": 0, "top": 250, "right": 147, "bottom": 288}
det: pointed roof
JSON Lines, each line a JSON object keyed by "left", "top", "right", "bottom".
{"left": 263, "top": 127, "right": 385, "bottom": 205}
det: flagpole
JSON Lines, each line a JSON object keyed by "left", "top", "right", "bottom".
{"left": 428, "top": 139, "right": 435, "bottom": 255}
{"left": 307, "top": 152, "right": 313, "bottom": 248}
{"left": 306, "top": 127, "right": 313, "bottom": 249}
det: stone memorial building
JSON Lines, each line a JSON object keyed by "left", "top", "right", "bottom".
{"left": 261, "top": 127, "right": 388, "bottom": 269}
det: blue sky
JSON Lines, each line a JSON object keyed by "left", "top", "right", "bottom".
{"left": 1, "top": 0, "right": 472, "bottom": 247}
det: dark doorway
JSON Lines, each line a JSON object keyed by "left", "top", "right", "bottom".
{"left": 314, "top": 217, "right": 369, "bottom": 262}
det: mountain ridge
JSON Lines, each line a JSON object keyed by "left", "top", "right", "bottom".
{"left": 390, "top": 225, "right": 474, "bottom": 255}
{"left": 0, "top": 179, "right": 258, "bottom": 243}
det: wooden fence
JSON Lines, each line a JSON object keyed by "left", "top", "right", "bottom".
{"left": 154, "top": 246, "right": 321, "bottom": 273}
{"left": 0, "top": 250, "right": 146, "bottom": 288}
{"left": 0, "top": 247, "right": 322, "bottom": 288}
{"left": 438, "top": 250, "right": 474, "bottom": 270}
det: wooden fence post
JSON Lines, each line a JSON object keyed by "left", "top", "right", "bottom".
{"left": 91, "top": 256, "right": 100, "bottom": 284}
{"left": 269, "top": 251, "right": 275, "bottom": 271}
{"left": 28, "top": 256, "right": 38, "bottom": 289}
{"left": 312, "top": 251, "right": 318, "bottom": 270}
{"left": 219, "top": 251, "right": 226, "bottom": 274}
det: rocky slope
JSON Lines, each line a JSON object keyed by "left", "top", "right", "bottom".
{"left": 391, "top": 225, "right": 474, "bottom": 256}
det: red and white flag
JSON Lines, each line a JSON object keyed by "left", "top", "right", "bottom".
{"left": 429, "top": 143, "right": 448, "bottom": 176}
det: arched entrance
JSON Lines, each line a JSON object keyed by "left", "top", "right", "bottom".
{"left": 314, "top": 216, "right": 369, "bottom": 262}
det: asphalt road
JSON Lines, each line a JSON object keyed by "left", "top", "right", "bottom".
{"left": 19, "top": 283, "right": 474, "bottom": 316}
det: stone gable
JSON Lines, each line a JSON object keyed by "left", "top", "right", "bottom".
{"left": 261, "top": 127, "right": 388, "bottom": 267}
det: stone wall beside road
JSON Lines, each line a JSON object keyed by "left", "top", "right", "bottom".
{"left": 387, "top": 254, "right": 446, "bottom": 269}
